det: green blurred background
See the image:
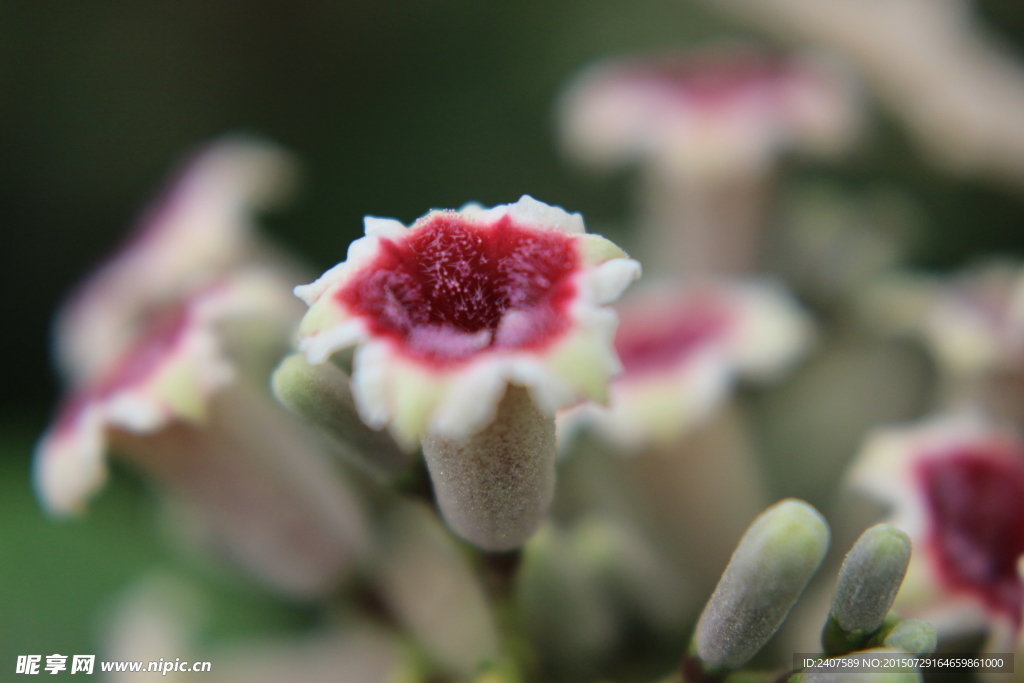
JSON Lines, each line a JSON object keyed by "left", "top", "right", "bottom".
{"left": 3, "top": 0, "right": 1024, "bottom": 672}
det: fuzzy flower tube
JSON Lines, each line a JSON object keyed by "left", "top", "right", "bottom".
{"left": 293, "top": 195, "right": 641, "bottom": 550}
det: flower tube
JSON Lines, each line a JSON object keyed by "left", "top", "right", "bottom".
{"left": 560, "top": 46, "right": 859, "bottom": 275}
{"left": 294, "top": 195, "right": 641, "bottom": 550}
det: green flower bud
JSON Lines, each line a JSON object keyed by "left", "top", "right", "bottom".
{"left": 694, "top": 499, "right": 830, "bottom": 670}
{"left": 833, "top": 524, "right": 911, "bottom": 634}
{"left": 271, "top": 352, "right": 409, "bottom": 480}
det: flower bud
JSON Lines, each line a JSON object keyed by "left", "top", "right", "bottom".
{"left": 824, "top": 524, "right": 912, "bottom": 653}
{"left": 271, "top": 352, "right": 409, "bottom": 480}
{"left": 694, "top": 499, "right": 830, "bottom": 670}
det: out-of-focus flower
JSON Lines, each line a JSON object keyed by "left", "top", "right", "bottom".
{"left": 849, "top": 416, "right": 1024, "bottom": 648}
{"left": 559, "top": 46, "right": 860, "bottom": 275}
{"left": 35, "top": 138, "right": 369, "bottom": 599}
{"left": 701, "top": 0, "right": 1024, "bottom": 188}
{"left": 293, "top": 195, "right": 640, "bottom": 550}
{"left": 55, "top": 137, "right": 297, "bottom": 384}
{"left": 560, "top": 46, "right": 857, "bottom": 178}
{"left": 559, "top": 279, "right": 813, "bottom": 449}
{"left": 37, "top": 273, "right": 290, "bottom": 514}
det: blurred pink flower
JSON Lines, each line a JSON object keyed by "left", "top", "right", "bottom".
{"left": 35, "top": 138, "right": 367, "bottom": 598}
{"left": 850, "top": 416, "right": 1024, "bottom": 646}
{"left": 559, "top": 279, "right": 813, "bottom": 449}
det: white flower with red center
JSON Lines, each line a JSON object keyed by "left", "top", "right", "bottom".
{"left": 559, "top": 46, "right": 859, "bottom": 179}
{"left": 849, "top": 417, "right": 1024, "bottom": 645}
{"left": 558, "top": 280, "right": 813, "bottom": 449}
{"left": 35, "top": 138, "right": 368, "bottom": 598}
{"left": 294, "top": 195, "right": 641, "bottom": 549}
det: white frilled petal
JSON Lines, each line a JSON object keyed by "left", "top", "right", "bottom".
{"left": 504, "top": 194, "right": 586, "bottom": 234}
{"left": 56, "top": 137, "right": 296, "bottom": 385}
{"left": 580, "top": 257, "right": 644, "bottom": 305}
{"left": 300, "top": 319, "right": 367, "bottom": 366}
{"left": 459, "top": 194, "right": 586, "bottom": 234}
{"left": 34, "top": 405, "right": 107, "bottom": 517}
{"left": 294, "top": 196, "right": 640, "bottom": 448}
{"left": 428, "top": 358, "right": 519, "bottom": 439}
{"left": 867, "top": 263, "right": 1024, "bottom": 380}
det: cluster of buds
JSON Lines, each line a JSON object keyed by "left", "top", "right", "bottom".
{"left": 686, "top": 500, "right": 933, "bottom": 683}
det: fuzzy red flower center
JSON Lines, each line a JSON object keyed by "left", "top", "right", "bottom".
{"left": 614, "top": 293, "right": 731, "bottom": 378}
{"left": 918, "top": 446, "right": 1024, "bottom": 627}
{"left": 338, "top": 214, "right": 580, "bottom": 366}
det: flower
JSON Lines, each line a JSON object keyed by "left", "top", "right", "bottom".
{"left": 293, "top": 195, "right": 640, "bottom": 549}
{"left": 558, "top": 45, "right": 860, "bottom": 276}
{"left": 36, "top": 138, "right": 368, "bottom": 598}
{"left": 848, "top": 416, "right": 1024, "bottom": 643}
{"left": 559, "top": 45, "right": 859, "bottom": 179}
{"left": 55, "top": 136, "right": 297, "bottom": 385}
{"left": 558, "top": 279, "right": 813, "bottom": 450}
{"left": 912, "top": 263, "right": 1024, "bottom": 382}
